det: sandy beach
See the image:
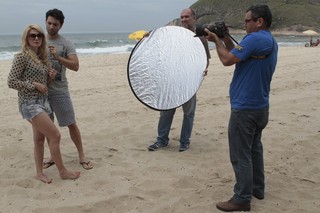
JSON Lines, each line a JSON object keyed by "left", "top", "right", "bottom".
{"left": 0, "top": 46, "right": 319, "bottom": 212}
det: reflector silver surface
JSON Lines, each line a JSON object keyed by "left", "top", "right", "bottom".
{"left": 128, "top": 26, "right": 207, "bottom": 110}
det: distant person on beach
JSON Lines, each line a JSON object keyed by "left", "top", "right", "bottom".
{"left": 205, "top": 4, "right": 278, "bottom": 212}
{"left": 305, "top": 38, "right": 319, "bottom": 47}
{"left": 147, "top": 8, "right": 211, "bottom": 152}
{"left": 7, "top": 24, "right": 80, "bottom": 183}
{"left": 43, "top": 8, "right": 93, "bottom": 170}
{"left": 310, "top": 37, "right": 313, "bottom": 46}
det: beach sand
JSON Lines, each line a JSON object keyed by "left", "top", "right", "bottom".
{"left": 0, "top": 46, "right": 319, "bottom": 213}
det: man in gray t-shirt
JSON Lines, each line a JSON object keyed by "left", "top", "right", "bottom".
{"left": 47, "top": 36, "right": 75, "bottom": 94}
{"left": 44, "top": 8, "right": 93, "bottom": 170}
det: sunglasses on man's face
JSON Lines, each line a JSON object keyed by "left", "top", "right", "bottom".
{"left": 28, "top": 33, "right": 44, "bottom": 39}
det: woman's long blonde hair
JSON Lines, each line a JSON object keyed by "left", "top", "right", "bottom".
{"left": 21, "top": 24, "right": 50, "bottom": 67}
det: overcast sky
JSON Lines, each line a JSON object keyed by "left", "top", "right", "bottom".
{"left": 0, "top": 0, "right": 197, "bottom": 34}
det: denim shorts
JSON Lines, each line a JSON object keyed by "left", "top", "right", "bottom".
{"left": 19, "top": 96, "right": 52, "bottom": 120}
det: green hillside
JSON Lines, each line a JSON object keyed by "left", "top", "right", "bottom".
{"left": 185, "top": 0, "right": 320, "bottom": 32}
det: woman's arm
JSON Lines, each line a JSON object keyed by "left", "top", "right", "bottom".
{"left": 7, "top": 54, "right": 35, "bottom": 91}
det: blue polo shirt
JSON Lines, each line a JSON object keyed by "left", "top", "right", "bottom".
{"left": 230, "top": 30, "right": 278, "bottom": 109}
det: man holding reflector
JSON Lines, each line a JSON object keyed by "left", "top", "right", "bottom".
{"left": 130, "top": 8, "right": 211, "bottom": 152}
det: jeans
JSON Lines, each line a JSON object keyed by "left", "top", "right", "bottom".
{"left": 228, "top": 108, "right": 269, "bottom": 204}
{"left": 156, "top": 95, "right": 196, "bottom": 146}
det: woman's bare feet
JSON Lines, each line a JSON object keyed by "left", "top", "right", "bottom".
{"left": 60, "top": 169, "right": 81, "bottom": 180}
{"left": 37, "top": 173, "right": 53, "bottom": 184}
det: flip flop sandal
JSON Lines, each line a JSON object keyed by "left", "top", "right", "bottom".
{"left": 80, "top": 161, "right": 93, "bottom": 170}
{"left": 43, "top": 161, "right": 55, "bottom": 169}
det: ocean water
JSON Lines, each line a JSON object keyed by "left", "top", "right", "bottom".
{"left": 0, "top": 32, "right": 137, "bottom": 61}
{"left": 0, "top": 32, "right": 309, "bottom": 61}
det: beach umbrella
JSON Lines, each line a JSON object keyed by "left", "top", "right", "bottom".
{"left": 302, "top": 30, "right": 319, "bottom": 36}
{"left": 302, "top": 30, "right": 319, "bottom": 46}
{"left": 128, "top": 30, "right": 148, "bottom": 40}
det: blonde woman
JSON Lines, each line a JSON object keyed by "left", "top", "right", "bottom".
{"left": 8, "top": 24, "right": 80, "bottom": 183}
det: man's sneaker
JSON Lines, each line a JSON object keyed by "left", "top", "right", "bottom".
{"left": 179, "top": 143, "right": 189, "bottom": 152}
{"left": 148, "top": 142, "right": 168, "bottom": 151}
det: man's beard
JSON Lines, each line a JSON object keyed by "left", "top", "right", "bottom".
{"left": 181, "top": 23, "right": 194, "bottom": 31}
{"left": 48, "top": 29, "right": 58, "bottom": 36}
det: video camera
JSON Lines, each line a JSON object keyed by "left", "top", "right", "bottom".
{"left": 195, "top": 21, "right": 227, "bottom": 38}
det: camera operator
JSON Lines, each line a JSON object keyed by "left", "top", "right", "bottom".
{"left": 205, "top": 5, "right": 278, "bottom": 212}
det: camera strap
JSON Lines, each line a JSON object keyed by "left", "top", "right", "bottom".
{"left": 250, "top": 38, "right": 275, "bottom": 60}
{"left": 250, "top": 55, "right": 267, "bottom": 59}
